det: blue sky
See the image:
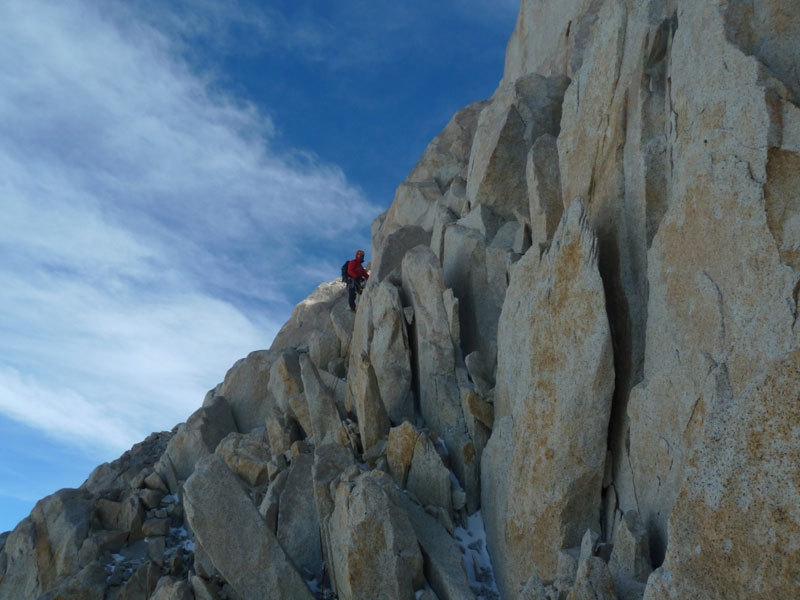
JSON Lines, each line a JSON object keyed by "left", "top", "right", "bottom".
{"left": 0, "top": 0, "right": 517, "bottom": 532}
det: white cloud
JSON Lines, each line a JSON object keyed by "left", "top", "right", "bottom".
{"left": 0, "top": 0, "right": 377, "bottom": 456}
{"left": 0, "top": 368, "right": 133, "bottom": 455}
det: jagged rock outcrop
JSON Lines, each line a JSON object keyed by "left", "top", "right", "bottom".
{"left": 401, "top": 245, "right": 481, "bottom": 511}
{"left": 183, "top": 454, "right": 314, "bottom": 600}
{"left": 483, "top": 199, "right": 614, "bottom": 595}
{"left": 2, "top": 1, "right": 799, "bottom": 599}
{"left": 346, "top": 278, "right": 413, "bottom": 451}
{"left": 329, "top": 470, "right": 424, "bottom": 600}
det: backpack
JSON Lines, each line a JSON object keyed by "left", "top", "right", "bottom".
{"left": 341, "top": 260, "right": 350, "bottom": 283}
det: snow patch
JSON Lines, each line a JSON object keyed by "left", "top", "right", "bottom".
{"left": 454, "top": 511, "right": 500, "bottom": 599}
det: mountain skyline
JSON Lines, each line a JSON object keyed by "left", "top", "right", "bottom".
{"left": 0, "top": 0, "right": 517, "bottom": 533}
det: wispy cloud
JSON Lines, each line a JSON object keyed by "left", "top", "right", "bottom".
{"left": 0, "top": 0, "right": 378, "bottom": 455}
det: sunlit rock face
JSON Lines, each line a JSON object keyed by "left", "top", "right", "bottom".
{"left": 2, "top": 1, "right": 799, "bottom": 599}
{"left": 483, "top": 200, "right": 614, "bottom": 594}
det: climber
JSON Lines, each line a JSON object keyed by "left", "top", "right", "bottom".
{"left": 346, "top": 249, "right": 369, "bottom": 311}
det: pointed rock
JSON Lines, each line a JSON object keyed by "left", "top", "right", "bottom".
{"left": 369, "top": 281, "right": 414, "bottom": 424}
{"left": 312, "top": 444, "right": 356, "bottom": 596}
{"left": 467, "top": 74, "right": 569, "bottom": 222}
{"left": 259, "top": 469, "right": 289, "bottom": 532}
{"left": 401, "top": 496, "right": 476, "bottom": 600}
{"left": 271, "top": 280, "right": 349, "bottom": 352}
{"left": 299, "top": 353, "right": 348, "bottom": 447}
{"left": 371, "top": 225, "right": 432, "bottom": 283}
{"left": 527, "top": 133, "right": 563, "bottom": 249}
{"left": 608, "top": 511, "right": 652, "bottom": 587}
{"left": 277, "top": 453, "right": 322, "bottom": 579}
{"left": 329, "top": 471, "right": 423, "bottom": 600}
{"left": 401, "top": 245, "right": 480, "bottom": 511}
{"left": 483, "top": 200, "right": 614, "bottom": 594}
{"left": 346, "top": 279, "right": 413, "bottom": 450}
{"left": 183, "top": 455, "right": 314, "bottom": 600}
{"left": 407, "top": 432, "right": 452, "bottom": 514}
{"left": 268, "top": 350, "right": 312, "bottom": 437}
{"left": 387, "top": 421, "right": 421, "bottom": 489}
{"left": 150, "top": 576, "right": 193, "bottom": 600}
{"left": 154, "top": 396, "right": 237, "bottom": 493}
{"left": 345, "top": 297, "right": 390, "bottom": 452}
{"left": 0, "top": 489, "right": 94, "bottom": 599}
{"left": 217, "top": 349, "right": 275, "bottom": 433}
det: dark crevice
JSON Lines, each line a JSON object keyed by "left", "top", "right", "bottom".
{"left": 644, "top": 16, "right": 675, "bottom": 248}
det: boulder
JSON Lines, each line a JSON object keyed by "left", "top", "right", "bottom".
{"left": 0, "top": 488, "right": 94, "bottom": 599}
{"left": 345, "top": 279, "right": 414, "bottom": 450}
{"left": 527, "top": 133, "right": 563, "bottom": 249}
{"left": 94, "top": 493, "right": 144, "bottom": 540}
{"left": 374, "top": 181, "right": 442, "bottom": 264}
{"left": 270, "top": 280, "right": 349, "bottom": 352}
{"left": 407, "top": 100, "right": 488, "bottom": 191}
{"left": 608, "top": 511, "right": 652, "bottom": 588}
{"left": 566, "top": 530, "right": 616, "bottom": 600}
{"left": 387, "top": 421, "right": 421, "bottom": 489}
{"left": 442, "top": 221, "right": 500, "bottom": 372}
{"left": 518, "top": 573, "right": 555, "bottom": 600}
{"left": 372, "top": 100, "right": 487, "bottom": 258}
{"left": 150, "top": 576, "right": 193, "bottom": 600}
{"left": 401, "top": 245, "right": 480, "bottom": 511}
{"left": 216, "top": 349, "right": 275, "bottom": 433}
{"left": 460, "top": 388, "right": 492, "bottom": 459}
{"left": 183, "top": 455, "right": 314, "bottom": 600}
{"left": 402, "top": 496, "right": 475, "bottom": 600}
{"left": 77, "top": 530, "right": 128, "bottom": 567}
{"left": 306, "top": 329, "right": 341, "bottom": 372}
{"left": 264, "top": 407, "right": 301, "bottom": 457}
{"left": 484, "top": 200, "right": 614, "bottom": 594}
{"left": 116, "top": 561, "right": 161, "bottom": 600}
{"left": 214, "top": 430, "right": 271, "bottom": 487}
{"left": 277, "top": 453, "right": 322, "bottom": 579}
{"left": 258, "top": 469, "right": 289, "bottom": 532}
{"left": 329, "top": 295, "right": 357, "bottom": 353}
{"left": 371, "top": 225, "right": 432, "bottom": 282}
{"left": 406, "top": 432, "right": 452, "bottom": 514}
{"left": 154, "top": 396, "right": 237, "bottom": 492}
{"left": 345, "top": 296, "right": 390, "bottom": 452}
{"left": 37, "top": 561, "right": 107, "bottom": 600}
{"left": 268, "top": 350, "right": 312, "bottom": 437}
{"left": 190, "top": 574, "right": 222, "bottom": 600}
{"left": 369, "top": 281, "right": 414, "bottom": 424}
{"left": 431, "top": 204, "right": 458, "bottom": 261}
{"left": 329, "top": 471, "right": 423, "bottom": 600}
{"left": 299, "top": 353, "right": 348, "bottom": 447}
{"left": 311, "top": 444, "right": 357, "bottom": 595}
{"left": 467, "top": 73, "right": 569, "bottom": 222}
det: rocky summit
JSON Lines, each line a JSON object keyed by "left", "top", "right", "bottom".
{"left": 3, "top": 1, "right": 800, "bottom": 598}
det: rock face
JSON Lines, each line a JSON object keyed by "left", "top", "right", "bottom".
{"left": 3, "top": 1, "right": 799, "bottom": 599}
{"left": 484, "top": 200, "right": 614, "bottom": 594}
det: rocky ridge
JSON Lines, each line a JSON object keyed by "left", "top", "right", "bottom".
{"left": 2, "top": 0, "right": 799, "bottom": 598}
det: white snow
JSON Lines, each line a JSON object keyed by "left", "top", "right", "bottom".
{"left": 169, "top": 526, "right": 195, "bottom": 552}
{"left": 454, "top": 511, "right": 501, "bottom": 599}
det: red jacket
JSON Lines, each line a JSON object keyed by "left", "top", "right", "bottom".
{"left": 347, "top": 259, "right": 369, "bottom": 280}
